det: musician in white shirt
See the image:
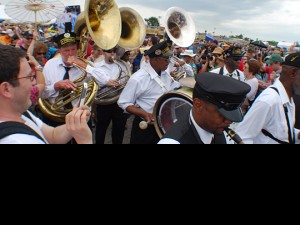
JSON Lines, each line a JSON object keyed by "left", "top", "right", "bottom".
{"left": 118, "top": 41, "right": 181, "bottom": 144}
{"left": 236, "top": 53, "right": 300, "bottom": 144}
{"left": 42, "top": 28, "right": 109, "bottom": 127}
{"left": 93, "top": 48, "right": 129, "bottom": 144}
{"left": 211, "top": 46, "right": 245, "bottom": 81}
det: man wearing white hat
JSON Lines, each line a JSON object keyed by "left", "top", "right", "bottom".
{"left": 180, "top": 50, "right": 198, "bottom": 77}
{"left": 0, "top": 29, "right": 14, "bottom": 45}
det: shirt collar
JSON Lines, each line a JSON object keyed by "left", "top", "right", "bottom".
{"left": 190, "top": 111, "right": 214, "bottom": 144}
{"left": 273, "top": 79, "right": 293, "bottom": 105}
{"left": 58, "top": 58, "right": 71, "bottom": 68}
{"left": 144, "top": 63, "right": 161, "bottom": 80}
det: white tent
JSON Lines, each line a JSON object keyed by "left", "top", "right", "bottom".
{"left": 277, "top": 41, "right": 294, "bottom": 49}
{"left": 0, "top": 5, "right": 11, "bottom": 20}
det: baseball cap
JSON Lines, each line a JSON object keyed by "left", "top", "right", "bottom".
{"left": 283, "top": 52, "right": 300, "bottom": 69}
{"left": 266, "top": 54, "right": 283, "bottom": 65}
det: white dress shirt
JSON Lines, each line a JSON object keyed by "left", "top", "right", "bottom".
{"left": 0, "top": 111, "right": 48, "bottom": 144}
{"left": 43, "top": 58, "right": 108, "bottom": 103}
{"left": 158, "top": 111, "right": 234, "bottom": 144}
{"left": 118, "top": 63, "right": 181, "bottom": 114}
{"left": 211, "top": 67, "right": 245, "bottom": 81}
{"left": 236, "top": 79, "right": 300, "bottom": 144}
{"left": 94, "top": 60, "right": 128, "bottom": 83}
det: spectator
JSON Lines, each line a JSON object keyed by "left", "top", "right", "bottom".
{"left": 0, "top": 29, "right": 14, "bottom": 45}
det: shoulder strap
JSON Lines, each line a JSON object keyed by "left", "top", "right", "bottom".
{"left": 263, "top": 87, "right": 294, "bottom": 144}
{"left": 219, "top": 67, "right": 224, "bottom": 75}
{"left": 0, "top": 122, "right": 46, "bottom": 143}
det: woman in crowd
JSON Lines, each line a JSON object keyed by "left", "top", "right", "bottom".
{"left": 242, "top": 60, "right": 260, "bottom": 113}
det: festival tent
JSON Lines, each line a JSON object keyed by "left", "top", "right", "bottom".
{"left": 277, "top": 41, "right": 294, "bottom": 49}
{"left": 0, "top": 5, "right": 11, "bottom": 20}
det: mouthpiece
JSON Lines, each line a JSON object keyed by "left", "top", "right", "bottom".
{"left": 139, "top": 121, "right": 149, "bottom": 130}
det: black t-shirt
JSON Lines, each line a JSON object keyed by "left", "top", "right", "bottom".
{"left": 295, "top": 95, "right": 300, "bottom": 129}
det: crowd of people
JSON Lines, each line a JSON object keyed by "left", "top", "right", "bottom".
{"left": 0, "top": 20, "right": 299, "bottom": 144}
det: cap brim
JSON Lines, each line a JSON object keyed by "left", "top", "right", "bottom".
{"left": 218, "top": 107, "right": 244, "bottom": 123}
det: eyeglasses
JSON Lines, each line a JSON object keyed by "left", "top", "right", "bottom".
{"left": 13, "top": 74, "right": 37, "bottom": 82}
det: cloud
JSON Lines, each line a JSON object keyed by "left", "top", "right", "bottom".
{"left": 116, "top": 0, "right": 300, "bottom": 42}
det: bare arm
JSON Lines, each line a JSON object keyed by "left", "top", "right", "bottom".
{"left": 27, "top": 54, "right": 45, "bottom": 97}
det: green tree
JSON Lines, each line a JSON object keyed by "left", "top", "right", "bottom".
{"left": 145, "top": 17, "right": 160, "bottom": 27}
{"left": 268, "top": 41, "right": 279, "bottom": 47}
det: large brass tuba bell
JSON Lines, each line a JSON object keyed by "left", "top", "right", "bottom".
{"left": 118, "top": 7, "right": 146, "bottom": 50}
{"left": 164, "top": 7, "right": 196, "bottom": 48}
{"left": 85, "top": 0, "right": 122, "bottom": 50}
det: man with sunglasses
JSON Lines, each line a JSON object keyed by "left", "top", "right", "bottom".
{"left": 118, "top": 41, "right": 181, "bottom": 144}
{"left": 18, "top": 31, "right": 34, "bottom": 53}
{"left": 236, "top": 52, "right": 300, "bottom": 144}
{"left": 92, "top": 47, "right": 130, "bottom": 144}
{"left": 158, "top": 73, "right": 251, "bottom": 144}
{"left": 0, "top": 45, "right": 92, "bottom": 144}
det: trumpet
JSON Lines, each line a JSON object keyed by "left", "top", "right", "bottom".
{"left": 225, "top": 127, "right": 245, "bottom": 145}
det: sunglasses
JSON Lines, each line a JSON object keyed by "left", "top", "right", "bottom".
{"left": 37, "top": 52, "right": 46, "bottom": 55}
{"left": 26, "top": 37, "right": 33, "bottom": 40}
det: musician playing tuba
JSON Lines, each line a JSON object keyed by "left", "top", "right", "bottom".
{"left": 92, "top": 46, "right": 130, "bottom": 144}
{"left": 158, "top": 73, "right": 251, "bottom": 144}
{"left": 41, "top": 23, "right": 100, "bottom": 127}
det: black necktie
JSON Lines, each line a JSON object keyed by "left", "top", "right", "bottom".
{"left": 63, "top": 66, "right": 73, "bottom": 109}
{"left": 63, "top": 67, "right": 71, "bottom": 80}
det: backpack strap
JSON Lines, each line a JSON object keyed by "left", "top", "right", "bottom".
{"left": 261, "top": 87, "right": 294, "bottom": 144}
{"left": 219, "top": 67, "right": 224, "bottom": 75}
{"left": 0, "top": 112, "right": 46, "bottom": 143}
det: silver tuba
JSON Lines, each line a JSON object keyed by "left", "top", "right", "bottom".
{"left": 94, "top": 58, "right": 132, "bottom": 105}
{"left": 164, "top": 7, "right": 196, "bottom": 81}
{"left": 164, "top": 7, "right": 196, "bottom": 48}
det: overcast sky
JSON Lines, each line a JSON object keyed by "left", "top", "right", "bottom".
{"left": 1, "top": 0, "right": 299, "bottom": 42}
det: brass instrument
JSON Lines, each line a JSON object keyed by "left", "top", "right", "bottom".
{"left": 169, "top": 56, "right": 187, "bottom": 81}
{"left": 94, "top": 58, "right": 131, "bottom": 105}
{"left": 38, "top": 59, "right": 99, "bottom": 123}
{"left": 119, "top": 7, "right": 146, "bottom": 50}
{"left": 85, "top": 0, "right": 122, "bottom": 50}
{"left": 225, "top": 127, "right": 245, "bottom": 145}
{"left": 164, "top": 7, "right": 196, "bottom": 48}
